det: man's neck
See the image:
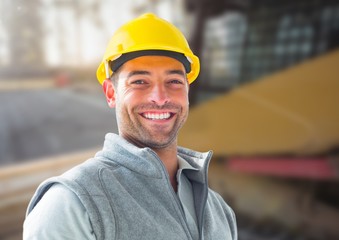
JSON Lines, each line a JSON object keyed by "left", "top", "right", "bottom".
{"left": 153, "top": 145, "right": 179, "bottom": 192}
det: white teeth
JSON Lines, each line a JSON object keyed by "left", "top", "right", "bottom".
{"left": 143, "top": 113, "right": 170, "bottom": 120}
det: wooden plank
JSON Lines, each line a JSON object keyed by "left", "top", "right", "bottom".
{"left": 0, "top": 149, "right": 98, "bottom": 239}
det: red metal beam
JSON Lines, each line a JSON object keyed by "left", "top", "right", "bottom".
{"left": 227, "top": 157, "right": 339, "bottom": 180}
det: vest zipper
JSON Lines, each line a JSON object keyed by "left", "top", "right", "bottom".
{"left": 196, "top": 150, "right": 213, "bottom": 240}
{"left": 148, "top": 149, "right": 194, "bottom": 240}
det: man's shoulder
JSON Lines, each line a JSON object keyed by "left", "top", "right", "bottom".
{"left": 27, "top": 156, "right": 118, "bottom": 209}
{"left": 60, "top": 155, "right": 120, "bottom": 181}
{"left": 23, "top": 183, "right": 96, "bottom": 240}
{"left": 207, "top": 188, "right": 234, "bottom": 212}
{"left": 26, "top": 156, "right": 118, "bottom": 216}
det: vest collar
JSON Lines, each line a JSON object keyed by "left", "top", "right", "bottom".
{"left": 95, "top": 133, "right": 212, "bottom": 183}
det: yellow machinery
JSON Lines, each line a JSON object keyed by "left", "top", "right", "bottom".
{"left": 179, "top": 49, "right": 339, "bottom": 238}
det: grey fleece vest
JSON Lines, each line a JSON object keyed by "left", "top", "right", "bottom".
{"left": 27, "top": 133, "right": 237, "bottom": 240}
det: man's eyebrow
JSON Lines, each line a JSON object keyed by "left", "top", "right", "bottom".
{"left": 127, "top": 70, "right": 151, "bottom": 78}
{"left": 166, "top": 69, "right": 186, "bottom": 76}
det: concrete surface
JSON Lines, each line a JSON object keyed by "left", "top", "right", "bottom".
{"left": 0, "top": 87, "right": 117, "bottom": 166}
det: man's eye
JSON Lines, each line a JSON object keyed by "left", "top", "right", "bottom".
{"left": 169, "top": 79, "right": 184, "bottom": 84}
{"left": 132, "top": 80, "right": 146, "bottom": 84}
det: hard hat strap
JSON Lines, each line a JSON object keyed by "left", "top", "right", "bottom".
{"left": 109, "top": 50, "right": 191, "bottom": 74}
{"left": 104, "top": 60, "right": 110, "bottom": 79}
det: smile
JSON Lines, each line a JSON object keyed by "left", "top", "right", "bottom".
{"left": 141, "top": 112, "right": 173, "bottom": 120}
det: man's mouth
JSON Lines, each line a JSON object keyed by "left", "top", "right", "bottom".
{"left": 141, "top": 112, "right": 173, "bottom": 120}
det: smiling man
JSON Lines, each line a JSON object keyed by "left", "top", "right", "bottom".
{"left": 24, "top": 13, "right": 237, "bottom": 240}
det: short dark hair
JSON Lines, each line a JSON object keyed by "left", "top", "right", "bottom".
{"left": 109, "top": 67, "right": 122, "bottom": 88}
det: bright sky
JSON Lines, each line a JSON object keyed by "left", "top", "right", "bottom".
{"left": 0, "top": 0, "right": 185, "bottom": 68}
{"left": 42, "top": 0, "right": 181, "bottom": 67}
{"left": 42, "top": 0, "right": 135, "bottom": 67}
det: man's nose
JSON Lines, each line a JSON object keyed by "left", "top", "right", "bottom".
{"left": 148, "top": 84, "right": 169, "bottom": 106}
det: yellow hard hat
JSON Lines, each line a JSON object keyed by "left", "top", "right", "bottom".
{"left": 96, "top": 13, "right": 200, "bottom": 85}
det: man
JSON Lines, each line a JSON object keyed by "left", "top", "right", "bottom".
{"left": 24, "top": 13, "right": 237, "bottom": 240}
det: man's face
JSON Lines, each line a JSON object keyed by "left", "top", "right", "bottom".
{"left": 105, "top": 55, "right": 189, "bottom": 149}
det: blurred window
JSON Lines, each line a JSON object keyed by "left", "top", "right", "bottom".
{"left": 197, "top": 1, "right": 339, "bottom": 102}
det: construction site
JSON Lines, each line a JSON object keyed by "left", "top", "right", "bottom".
{"left": 1, "top": 0, "right": 339, "bottom": 239}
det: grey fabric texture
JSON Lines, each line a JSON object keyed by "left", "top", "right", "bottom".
{"left": 23, "top": 184, "right": 95, "bottom": 239}
{"left": 26, "top": 133, "right": 237, "bottom": 240}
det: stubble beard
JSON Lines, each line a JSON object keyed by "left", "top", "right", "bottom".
{"left": 117, "top": 103, "right": 188, "bottom": 149}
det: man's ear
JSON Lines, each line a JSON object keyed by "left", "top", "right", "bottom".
{"left": 102, "top": 79, "right": 116, "bottom": 108}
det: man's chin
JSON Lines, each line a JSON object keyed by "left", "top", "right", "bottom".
{"left": 142, "top": 135, "right": 177, "bottom": 149}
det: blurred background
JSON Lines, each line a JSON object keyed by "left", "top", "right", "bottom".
{"left": 1, "top": 0, "right": 339, "bottom": 239}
